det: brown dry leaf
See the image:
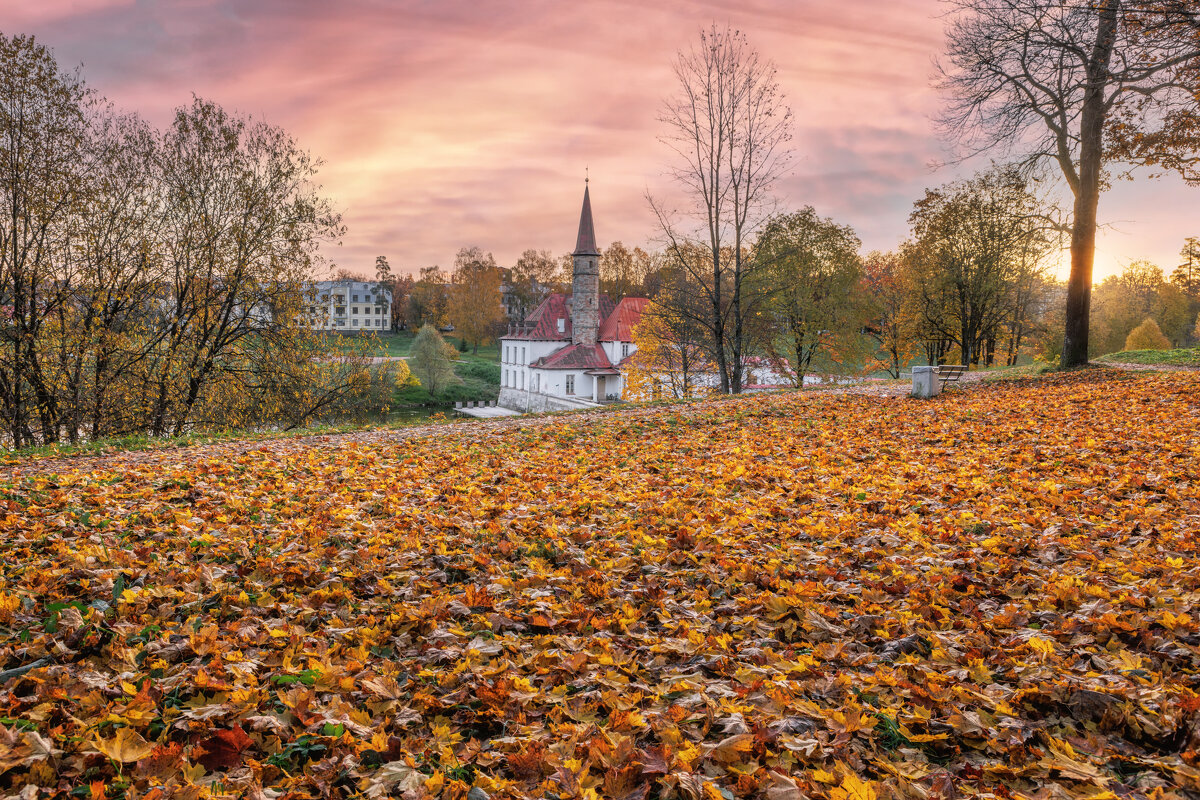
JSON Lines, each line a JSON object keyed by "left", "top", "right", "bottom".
{"left": 194, "top": 726, "right": 252, "bottom": 771}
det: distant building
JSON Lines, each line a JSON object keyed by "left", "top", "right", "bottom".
{"left": 305, "top": 280, "right": 391, "bottom": 332}
{"left": 498, "top": 182, "right": 649, "bottom": 412}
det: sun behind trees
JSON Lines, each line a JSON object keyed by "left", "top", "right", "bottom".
{"left": 0, "top": 34, "right": 374, "bottom": 447}
{"left": 938, "top": 1, "right": 1200, "bottom": 367}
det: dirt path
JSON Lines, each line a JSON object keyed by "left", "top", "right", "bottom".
{"left": 1094, "top": 360, "right": 1200, "bottom": 372}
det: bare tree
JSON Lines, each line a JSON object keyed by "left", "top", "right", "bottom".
{"left": 509, "top": 248, "right": 558, "bottom": 323}
{"left": 651, "top": 24, "right": 792, "bottom": 393}
{"left": 938, "top": 1, "right": 1200, "bottom": 368}
{"left": 0, "top": 34, "right": 93, "bottom": 446}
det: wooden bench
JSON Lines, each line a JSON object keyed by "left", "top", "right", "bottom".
{"left": 936, "top": 365, "right": 968, "bottom": 387}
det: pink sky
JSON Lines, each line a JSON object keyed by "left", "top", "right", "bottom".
{"left": 11, "top": 0, "right": 1198, "bottom": 281}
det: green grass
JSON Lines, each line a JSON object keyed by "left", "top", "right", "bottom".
{"left": 1094, "top": 347, "right": 1200, "bottom": 367}
{"left": 392, "top": 335, "right": 500, "bottom": 409}
{"left": 2, "top": 413, "right": 464, "bottom": 464}
{"left": 323, "top": 331, "right": 415, "bottom": 357}
{"left": 980, "top": 360, "right": 1060, "bottom": 382}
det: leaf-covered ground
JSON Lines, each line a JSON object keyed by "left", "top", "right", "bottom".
{"left": 1, "top": 370, "right": 1198, "bottom": 800}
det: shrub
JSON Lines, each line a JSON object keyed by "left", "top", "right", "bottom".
{"left": 1124, "top": 318, "right": 1171, "bottom": 352}
{"left": 410, "top": 325, "right": 462, "bottom": 397}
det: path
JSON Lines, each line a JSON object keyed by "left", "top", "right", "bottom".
{"left": 456, "top": 405, "right": 521, "bottom": 419}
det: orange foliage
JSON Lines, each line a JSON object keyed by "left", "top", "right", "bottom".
{"left": 0, "top": 370, "right": 1198, "bottom": 796}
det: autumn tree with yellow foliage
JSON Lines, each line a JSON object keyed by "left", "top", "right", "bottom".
{"left": 0, "top": 34, "right": 374, "bottom": 446}
{"left": 447, "top": 247, "right": 504, "bottom": 354}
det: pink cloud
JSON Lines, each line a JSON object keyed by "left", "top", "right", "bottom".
{"left": 16, "top": 0, "right": 1196, "bottom": 281}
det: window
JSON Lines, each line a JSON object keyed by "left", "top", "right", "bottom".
{"left": 521, "top": 347, "right": 525, "bottom": 362}
{"left": 565, "top": 375, "right": 575, "bottom": 395}
{"left": 503, "top": 368, "right": 508, "bottom": 386}
{"left": 352, "top": 319, "right": 359, "bottom": 326}
{"left": 557, "top": 318, "right": 565, "bottom": 334}
{"left": 351, "top": 306, "right": 358, "bottom": 314}
{"left": 353, "top": 294, "right": 359, "bottom": 302}
{"left": 622, "top": 344, "right": 630, "bottom": 358}
{"left": 520, "top": 371, "right": 524, "bottom": 389}
{"left": 364, "top": 294, "right": 371, "bottom": 303}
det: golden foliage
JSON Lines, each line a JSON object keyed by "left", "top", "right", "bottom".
{"left": 0, "top": 370, "right": 1198, "bottom": 797}
{"left": 624, "top": 309, "right": 710, "bottom": 402}
{"left": 1124, "top": 317, "right": 1172, "bottom": 351}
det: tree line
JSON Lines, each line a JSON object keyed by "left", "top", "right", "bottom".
{"left": 336, "top": 7, "right": 1200, "bottom": 401}
{"left": 630, "top": 164, "right": 1200, "bottom": 399}
{"left": 0, "top": 34, "right": 382, "bottom": 448}
{"left": 348, "top": 242, "right": 662, "bottom": 351}
{"left": 633, "top": 11, "right": 1200, "bottom": 394}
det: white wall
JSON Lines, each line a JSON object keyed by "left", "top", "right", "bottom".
{"left": 499, "top": 338, "right": 564, "bottom": 392}
{"left": 600, "top": 339, "right": 636, "bottom": 366}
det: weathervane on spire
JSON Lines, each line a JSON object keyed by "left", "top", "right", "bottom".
{"left": 585, "top": 165, "right": 589, "bottom": 184}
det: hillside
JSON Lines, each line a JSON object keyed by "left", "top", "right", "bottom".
{"left": 1, "top": 370, "right": 1198, "bottom": 798}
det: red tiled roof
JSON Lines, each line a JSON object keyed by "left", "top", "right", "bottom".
{"left": 505, "top": 293, "right": 616, "bottom": 341}
{"left": 598, "top": 297, "right": 649, "bottom": 342}
{"left": 534, "top": 343, "right": 613, "bottom": 370}
{"left": 573, "top": 184, "right": 599, "bottom": 256}
{"left": 507, "top": 294, "right": 572, "bottom": 340}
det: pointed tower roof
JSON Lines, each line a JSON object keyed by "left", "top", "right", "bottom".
{"left": 573, "top": 181, "right": 599, "bottom": 256}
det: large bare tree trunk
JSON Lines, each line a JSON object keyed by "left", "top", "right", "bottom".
{"left": 1063, "top": 3, "right": 1118, "bottom": 368}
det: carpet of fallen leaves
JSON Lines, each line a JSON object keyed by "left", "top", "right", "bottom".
{"left": 1, "top": 369, "right": 1198, "bottom": 800}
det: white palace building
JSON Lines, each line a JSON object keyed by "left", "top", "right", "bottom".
{"left": 498, "top": 183, "right": 648, "bottom": 413}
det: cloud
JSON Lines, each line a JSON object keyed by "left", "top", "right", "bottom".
{"left": 15, "top": 0, "right": 1197, "bottom": 278}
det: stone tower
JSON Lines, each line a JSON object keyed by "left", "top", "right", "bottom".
{"left": 571, "top": 181, "right": 601, "bottom": 346}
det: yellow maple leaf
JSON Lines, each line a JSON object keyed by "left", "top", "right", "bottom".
{"left": 830, "top": 774, "right": 878, "bottom": 800}
{"left": 1027, "top": 636, "right": 1055, "bottom": 659}
{"left": 93, "top": 727, "right": 154, "bottom": 763}
{"left": 810, "top": 768, "right": 837, "bottom": 784}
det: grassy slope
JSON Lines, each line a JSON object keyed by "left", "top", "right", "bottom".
{"left": 328, "top": 331, "right": 502, "bottom": 407}
{"left": 1095, "top": 347, "right": 1200, "bottom": 367}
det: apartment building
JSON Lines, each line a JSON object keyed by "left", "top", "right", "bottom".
{"left": 307, "top": 280, "right": 392, "bottom": 332}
